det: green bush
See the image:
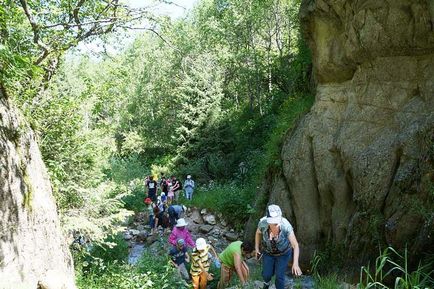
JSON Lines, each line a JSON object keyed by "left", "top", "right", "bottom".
{"left": 106, "top": 154, "right": 148, "bottom": 183}
{"left": 90, "top": 234, "right": 129, "bottom": 265}
{"left": 186, "top": 181, "right": 256, "bottom": 230}
{"left": 121, "top": 181, "right": 146, "bottom": 212}
{"left": 76, "top": 242, "right": 189, "bottom": 289}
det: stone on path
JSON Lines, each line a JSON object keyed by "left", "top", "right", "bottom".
{"left": 224, "top": 231, "right": 238, "bottom": 241}
{"left": 199, "top": 224, "right": 214, "bottom": 233}
{"left": 190, "top": 209, "right": 204, "bottom": 224}
{"left": 130, "top": 229, "right": 140, "bottom": 236}
{"left": 136, "top": 231, "right": 148, "bottom": 242}
{"left": 203, "top": 214, "right": 216, "bottom": 225}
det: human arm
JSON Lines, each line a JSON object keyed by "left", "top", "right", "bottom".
{"left": 185, "top": 250, "right": 190, "bottom": 263}
{"left": 289, "top": 231, "right": 302, "bottom": 276}
{"left": 209, "top": 245, "right": 219, "bottom": 260}
{"left": 168, "top": 251, "right": 178, "bottom": 267}
{"left": 255, "top": 228, "right": 262, "bottom": 260}
{"left": 172, "top": 181, "right": 179, "bottom": 191}
{"left": 233, "top": 253, "right": 247, "bottom": 284}
{"left": 184, "top": 231, "right": 196, "bottom": 248}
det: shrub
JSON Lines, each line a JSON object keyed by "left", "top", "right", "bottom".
{"left": 357, "top": 247, "right": 434, "bottom": 289}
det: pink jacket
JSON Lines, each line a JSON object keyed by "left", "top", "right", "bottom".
{"left": 169, "top": 227, "right": 195, "bottom": 248}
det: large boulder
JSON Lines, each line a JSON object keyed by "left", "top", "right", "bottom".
{"left": 0, "top": 95, "right": 76, "bottom": 288}
{"left": 246, "top": 0, "right": 434, "bottom": 268}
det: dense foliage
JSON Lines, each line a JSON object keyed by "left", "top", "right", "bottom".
{"left": 2, "top": 0, "right": 313, "bottom": 287}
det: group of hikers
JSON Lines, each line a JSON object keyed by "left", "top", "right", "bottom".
{"left": 143, "top": 175, "right": 302, "bottom": 289}
{"left": 145, "top": 174, "right": 196, "bottom": 204}
{"left": 144, "top": 174, "right": 195, "bottom": 235}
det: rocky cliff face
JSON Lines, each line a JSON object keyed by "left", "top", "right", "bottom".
{"left": 247, "top": 0, "right": 434, "bottom": 267}
{"left": 0, "top": 92, "right": 76, "bottom": 289}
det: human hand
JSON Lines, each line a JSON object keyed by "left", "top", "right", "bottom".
{"left": 255, "top": 251, "right": 262, "bottom": 260}
{"left": 292, "top": 264, "right": 302, "bottom": 276}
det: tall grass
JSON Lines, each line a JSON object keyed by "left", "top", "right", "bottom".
{"left": 357, "top": 247, "right": 433, "bottom": 289}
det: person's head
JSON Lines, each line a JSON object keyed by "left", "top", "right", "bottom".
{"left": 241, "top": 240, "right": 254, "bottom": 257}
{"left": 195, "top": 238, "right": 207, "bottom": 252}
{"left": 177, "top": 238, "right": 185, "bottom": 249}
{"left": 187, "top": 175, "right": 191, "bottom": 179}
{"left": 175, "top": 218, "right": 188, "bottom": 230}
{"left": 150, "top": 175, "right": 154, "bottom": 180}
{"left": 171, "top": 175, "right": 176, "bottom": 180}
{"left": 144, "top": 198, "right": 152, "bottom": 205}
{"left": 266, "top": 204, "right": 282, "bottom": 226}
{"left": 162, "top": 175, "right": 166, "bottom": 180}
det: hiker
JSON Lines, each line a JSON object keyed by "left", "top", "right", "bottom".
{"left": 167, "top": 177, "right": 175, "bottom": 203}
{"left": 184, "top": 175, "right": 195, "bottom": 200}
{"left": 255, "top": 204, "right": 302, "bottom": 289}
{"left": 168, "top": 218, "right": 195, "bottom": 248}
{"left": 190, "top": 238, "right": 219, "bottom": 289}
{"left": 168, "top": 204, "right": 187, "bottom": 228}
{"left": 217, "top": 240, "right": 254, "bottom": 289}
{"left": 161, "top": 192, "right": 167, "bottom": 204}
{"left": 146, "top": 175, "right": 158, "bottom": 203}
{"left": 160, "top": 175, "right": 169, "bottom": 195}
{"left": 144, "top": 198, "right": 154, "bottom": 228}
{"left": 169, "top": 238, "right": 190, "bottom": 281}
{"left": 150, "top": 200, "right": 160, "bottom": 234}
{"left": 154, "top": 196, "right": 169, "bottom": 234}
{"left": 171, "top": 176, "right": 182, "bottom": 203}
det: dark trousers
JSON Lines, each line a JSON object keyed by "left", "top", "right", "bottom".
{"left": 148, "top": 191, "right": 157, "bottom": 203}
{"left": 262, "top": 250, "right": 292, "bottom": 289}
{"left": 168, "top": 206, "right": 179, "bottom": 228}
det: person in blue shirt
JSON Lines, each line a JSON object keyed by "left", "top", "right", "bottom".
{"left": 184, "top": 175, "right": 195, "bottom": 200}
{"left": 169, "top": 238, "right": 190, "bottom": 280}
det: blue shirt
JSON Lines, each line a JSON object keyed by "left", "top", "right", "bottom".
{"left": 169, "top": 246, "right": 187, "bottom": 265}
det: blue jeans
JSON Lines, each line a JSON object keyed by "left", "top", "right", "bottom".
{"left": 185, "top": 188, "right": 193, "bottom": 200}
{"left": 168, "top": 206, "right": 178, "bottom": 228}
{"left": 149, "top": 215, "right": 155, "bottom": 229}
{"left": 262, "top": 250, "right": 292, "bottom": 289}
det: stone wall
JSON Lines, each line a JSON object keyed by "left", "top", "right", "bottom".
{"left": 0, "top": 93, "right": 76, "bottom": 289}
{"left": 246, "top": 0, "right": 434, "bottom": 267}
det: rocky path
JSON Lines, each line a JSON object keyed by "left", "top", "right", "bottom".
{"left": 123, "top": 207, "right": 315, "bottom": 289}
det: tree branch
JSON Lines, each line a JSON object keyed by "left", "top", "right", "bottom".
{"left": 19, "top": 0, "right": 50, "bottom": 64}
{"left": 118, "top": 25, "right": 182, "bottom": 53}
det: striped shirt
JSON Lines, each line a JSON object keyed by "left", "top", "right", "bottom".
{"left": 190, "top": 245, "right": 210, "bottom": 276}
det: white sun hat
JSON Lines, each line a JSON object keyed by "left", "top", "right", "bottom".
{"left": 266, "top": 204, "right": 282, "bottom": 224}
{"left": 176, "top": 218, "right": 188, "bottom": 227}
{"left": 195, "top": 238, "right": 207, "bottom": 250}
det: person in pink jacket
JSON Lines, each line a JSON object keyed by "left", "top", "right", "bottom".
{"left": 169, "top": 218, "right": 195, "bottom": 248}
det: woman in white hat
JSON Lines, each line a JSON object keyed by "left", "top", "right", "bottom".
{"left": 255, "top": 204, "right": 302, "bottom": 289}
{"left": 168, "top": 218, "right": 195, "bottom": 248}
